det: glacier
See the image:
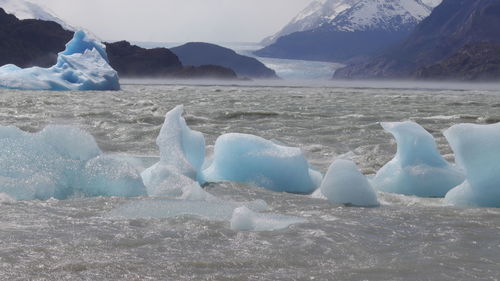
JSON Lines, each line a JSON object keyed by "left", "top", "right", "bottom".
{"left": 372, "top": 121, "right": 464, "bottom": 197}
{"left": 141, "top": 105, "right": 210, "bottom": 200}
{"left": 318, "top": 159, "right": 379, "bottom": 207}
{"left": 444, "top": 123, "right": 500, "bottom": 207}
{"left": 0, "top": 125, "right": 146, "bottom": 200}
{"left": 203, "top": 133, "right": 320, "bottom": 194}
{"left": 0, "top": 30, "right": 120, "bottom": 91}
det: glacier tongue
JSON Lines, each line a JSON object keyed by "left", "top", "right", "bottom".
{"left": 0, "top": 30, "right": 120, "bottom": 91}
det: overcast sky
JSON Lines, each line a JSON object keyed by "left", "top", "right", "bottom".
{"left": 34, "top": 0, "right": 312, "bottom": 43}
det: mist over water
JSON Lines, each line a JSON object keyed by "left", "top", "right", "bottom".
{"left": 1, "top": 81, "right": 500, "bottom": 280}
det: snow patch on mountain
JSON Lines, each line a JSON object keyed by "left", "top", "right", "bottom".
{"left": 262, "top": 0, "right": 359, "bottom": 44}
{"left": 0, "top": 0, "right": 73, "bottom": 30}
{"left": 330, "top": 0, "right": 432, "bottom": 32}
{"left": 262, "top": 0, "right": 441, "bottom": 45}
{"left": 421, "top": 0, "right": 442, "bottom": 8}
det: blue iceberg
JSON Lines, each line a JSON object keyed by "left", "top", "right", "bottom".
{"left": 203, "top": 133, "right": 320, "bottom": 194}
{"left": 372, "top": 122, "right": 464, "bottom": 197}
{"left": 0, "top": 125, "right": 145, "bottom": 200}
{"left": 0, "top": 30, "right": 120, "bottom": 91}
{"left": 141, "top": 105, "right": 210, "bottom": 199}
{"left": 444, "top": 123, "right": 500, "bottom": 207}
{"left": 319, "top": 159, "right": 379, "bottom": 207}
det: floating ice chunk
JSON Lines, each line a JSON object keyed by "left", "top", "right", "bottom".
{"left": 141, "top": 105, "right": 208, "bottom": 198}
{"left": 230, "top": 206, "right": 305, "bottom": 231}
{"left": 80, "top": 155, "right": 146, "bottom": 197}
{"left": 319, "top": 159, "right": 379, "bottom": 207}
{"left": 0, "top": 125, "right": 145, "bottom": 200}
{"left": 108, "top": 198, "right": 269, "bottom": 221}
{"left": 0, "top": 30, "right": 120, "bottom": 91}
{"left": 444, "top": 123, "right": 500, "bottom": 207}
{"left": 203, "top": 133, "right": 319, "bottom": 194}
{"left": 372, "top": 122, "right": 464, "bottom": 197}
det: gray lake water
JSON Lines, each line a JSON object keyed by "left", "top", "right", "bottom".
{"left": 0, "top": 80, "right": 499, "bottom": 280}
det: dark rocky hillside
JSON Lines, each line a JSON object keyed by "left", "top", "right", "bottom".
{"left": 0, "top": 8, "right": 72, "bottom": 68}
{"left": 414, "top": 42, "right": 500, "bottom": 81}
{"left": 0, "top": 8, "right": 238, "bottom": 80}
{"left": 105, "top": 41, "right": 182, "bottom": 77}
{"left": 171, "top": 42, "right": 278, "bottom": 79}
{"left": 334, "top": 0, "right": 500, "bottom": 80}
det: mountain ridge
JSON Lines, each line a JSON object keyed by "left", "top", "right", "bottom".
{"left": 256, "top": 0, "right": 434, "bottom": 63}
{"left": 333, "top": 0, "right": 500, "bottom": 80}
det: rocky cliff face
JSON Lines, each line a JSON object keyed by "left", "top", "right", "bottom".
{"left": 105, "top": 41, "right": 182, "bottom": 77}
{"left": 0, "top": 8, "right": 72, "bottom": 68}
{"left": 414, "top": 43, "right": 500, "bottom": 81}
{"left": 334, "top": 0, "right": 500, "bottom": 79}
{"left": 171, "top": 42, "right": 278, "bottom": 79}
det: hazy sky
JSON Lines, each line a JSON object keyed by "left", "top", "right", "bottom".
{"left": 33, "top": 0, "right": 312, "bottom": 43}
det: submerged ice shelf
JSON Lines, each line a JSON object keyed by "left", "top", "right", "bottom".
{"left": 0, "top": 30, "right": 120, "bottom": 91}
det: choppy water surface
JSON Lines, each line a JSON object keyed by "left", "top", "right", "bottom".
{"left": 1, "top": 81, "right": 500, "bottom": 280}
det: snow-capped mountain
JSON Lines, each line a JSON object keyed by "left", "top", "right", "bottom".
{"left": 329, "top": 0, "right": 432, "bottom": 32}
{"left": 0, "top": 0, "right": 73, "bottom": 30}
{"left": 262, "top": 0, "right": 442, "bottom": 45}
{"left": 262, "top": 0, "right": 359, "bottom": 45}
{"left": 255, "top": 0, "right": 441, "bottom": 62}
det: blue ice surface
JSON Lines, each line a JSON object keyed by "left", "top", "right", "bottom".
{"left": 203, "top": 133, "right": 320, "bottom": 194}
{"left": 372, "top": 121, "right": 465, "bottom": 197}
{"left": 0, "top": 30, "right": 120, "bottom": 91}
{"left": 444, "top": 123, "right": 500, "bottom": 207}
{"left": 0, "top": 125, "right": 146, "bottom": 200}
{"left": 318, "top": 159, "right": 379, "bottom": 207}
{"left": 141, "top": 105, "right": 210, "bottom": 199}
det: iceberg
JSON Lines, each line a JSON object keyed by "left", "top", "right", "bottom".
{"left": 203, "top": 133, "right": 319, "bottom": 194}
{"left": 230, "top": 206, "right": 305, "bottom": 231}
{"left": 444, "top": 123, "right": 500, "bottom": 207}
{"left": 0, "top": 125, "right": 146, "bottom": 200}
{"left": 0, "top": 30, "right": 120, "bottom": 91}
{"left": 372, "top": 122, "right": 464, "bottom": 197}
{"left": 319, "top": 159, "right": 379, "bottom": 207}
{"left": 141, "top": 105, "right": 209, "bottom": 199}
